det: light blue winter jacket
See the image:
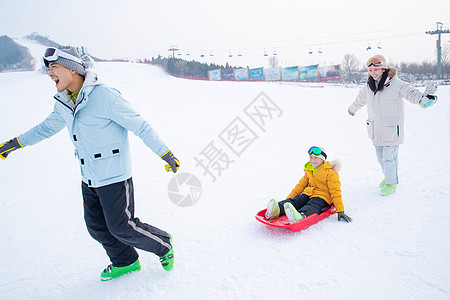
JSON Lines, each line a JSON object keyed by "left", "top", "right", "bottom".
{"left": 19, "top": 70, "right": 168, "bottom": 187}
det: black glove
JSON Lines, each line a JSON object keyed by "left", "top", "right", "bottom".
{"left": 0, "top": 137, "right": 23, "bottom": 160}
{"left": 161, "top": 150, "right": 180, "bottom": 173}
{"left": 337, "top": 212, "right": 352, "bottom": 223}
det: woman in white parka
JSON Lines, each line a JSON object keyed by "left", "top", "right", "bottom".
{"left": 348, "top": 54, "right": 438, "bottom": 196}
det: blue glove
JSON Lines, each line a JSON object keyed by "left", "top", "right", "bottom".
{"left": 348, "top": 108, "right": 355, "bottom": 116}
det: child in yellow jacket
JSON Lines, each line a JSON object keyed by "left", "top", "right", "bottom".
{"left": 265, "top": 146, "right": 352, "bottom": 224}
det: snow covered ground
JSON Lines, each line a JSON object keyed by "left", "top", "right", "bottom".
{"left": 1, "top": 40, "right": 449, "bottom": 300}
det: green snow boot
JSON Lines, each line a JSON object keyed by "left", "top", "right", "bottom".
{"left": 379, "top": 178, "right": 386, "bottom": 188}
{"left": 380, "top": 184, "right": 397, "bottom": 196}
{"left": 265, "top": 198, "right": 280, "bottom": 220}
{"left": 100, "top": 259, "right": 141, "bottom": 281}
{"left": 159, "top": 233, "right": 174, "bottom": 271}
{"left": 284, "top": 203, "right": 305, "bottom": 224}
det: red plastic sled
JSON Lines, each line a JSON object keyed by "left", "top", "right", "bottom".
{"left": 255, "top": 206, "right": 335, "bottom": 232}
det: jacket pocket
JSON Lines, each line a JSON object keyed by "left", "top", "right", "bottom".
{"left": 366, "top": 120, "right": 374, "bottom": 139}
{"left": 380, "top": 122, "right": 400, "bottom": 142}
{"left": 90, "top": 144, "right": 125, "bottom": 181}
{"left": 303, "top": 186, "right": 314, "bottom": 196}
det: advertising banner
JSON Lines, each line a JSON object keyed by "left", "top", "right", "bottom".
{"left": 319, "top": 65, "right": 341, "bottom": 81}
{"left": 299, "top": 65, "right": 319, "bottom": 81}
{"left": 249, "top": 67, "right": 264, "bottom": 81}
{"left": 281, "top": 66, "right": 299, "bottom": 81}
{"left": 208, "top": 69, "right": 221, "bottom": 81}
{"left": 222, "top": 69, "right": 235, "bottom": 80}
{"left": 264, "top": 67, "right": 281, "bottom": 81}
{"left": 234, "top": 68, "right": 249, "bottom": 81}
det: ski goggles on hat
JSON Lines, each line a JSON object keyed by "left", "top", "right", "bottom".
{"left": 43, "top": 47, "right": 83, "bottom": 67}
{"left": 366, "top": 56, "right": 388, "bottom": 67}
{"left": 308, "top": 146, "right": 327, "bottom": 159}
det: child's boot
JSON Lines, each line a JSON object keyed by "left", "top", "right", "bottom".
{"left": 265, "top": 198, "right": 280, "bottom": 220}
{"left": 284, "top": 203, "right": 305, "bottom": 224}
{"left": 100, "top": 259, "right": 141, "bottom": 281}
{"left": 159, "top": 233, "right": 174, "bottom": 271}
{"left": 379, "top": 178, "right": 386, "bottom": 188}
{"left": 380, "top": 184, "right": 397, "bottom": 196}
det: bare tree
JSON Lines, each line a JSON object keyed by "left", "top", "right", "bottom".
{"left": 342, "top": 54, "right": 361, "bottom": 82}
{"left": 268, "top": 56, "right": 279, "bottom": 68}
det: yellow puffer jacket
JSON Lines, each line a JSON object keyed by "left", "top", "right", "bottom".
{"left": 286, "top": 160, "right": 344, "bottom": 213}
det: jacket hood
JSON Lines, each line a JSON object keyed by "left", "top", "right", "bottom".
{"left": 54, "top": 69, "right": 101, "bottom": 105}
{"left": 387, "top": 66, "right": 398, "bottom": 79}
{"left": 366, "top": 66, "right": 398, "bottom": 80}
{"left": 77, "top": 69, "right": 101, "bottom": 97}
{"left": 83, "top": 69, "right": 101, "bottom": 88}
{"left": 330, "top": 159, "right": 341, "bottom": 171}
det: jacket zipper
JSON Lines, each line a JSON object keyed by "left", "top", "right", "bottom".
{"left": 54, "top": 91, "right": 85, "bottom": 117}
{"left": 73, "top": 98, "right": 85, "bottom": 116}
{"left": 54, "top": 96, "right": 74, "bottom": 114}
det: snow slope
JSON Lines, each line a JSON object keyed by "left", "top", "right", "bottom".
{"left": 0, "top": 42, "right": 449, "bottom": 300}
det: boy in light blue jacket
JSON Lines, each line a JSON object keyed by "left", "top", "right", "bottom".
{"left": 0, "top": 47, "right": 179, "bottom": 280}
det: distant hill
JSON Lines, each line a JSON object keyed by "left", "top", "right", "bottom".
{"left": 0, "top": 33, "right": 105, "bottom": 73}
{"left": 24, "top": 32, "right": 62, "bottom": 48}
{"left": 24, "top": 33, "right": 104, "bottom": 63}
{"left": 2, "top": 32, "right": 231, "bottom": 77}
{"left": 0, "top": 35, "right": 35, "bottom": 72}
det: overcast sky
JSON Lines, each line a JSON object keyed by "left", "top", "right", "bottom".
{"left": 1, "top": 0, "right": 450, "bottom": 68}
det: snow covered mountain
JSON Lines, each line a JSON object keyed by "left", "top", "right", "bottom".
{"left": 0, "top": 39, "right": 449, "bottom": 300}
{"left": 0, "top": 36, "right": 35, "bottom": 72}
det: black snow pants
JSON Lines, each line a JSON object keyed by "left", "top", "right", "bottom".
{"left": 278, "top": 194, "right": 330, "bottom": 217}
{"left": 82, "top": 177, "right": 171, "bottom": 267}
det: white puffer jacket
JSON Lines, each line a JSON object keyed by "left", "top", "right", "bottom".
{"left": 348, "top": 68, "right": 423, "bottom": 146}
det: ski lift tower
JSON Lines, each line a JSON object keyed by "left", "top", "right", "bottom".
{"left": 426, "top": 22, "right": 450, "bottom": 79}
{"left": 168, "top": 45, "right": 180, "bottom": 58}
